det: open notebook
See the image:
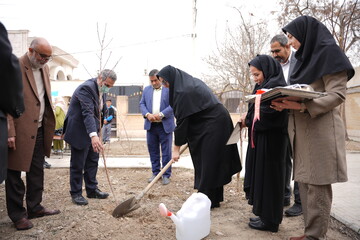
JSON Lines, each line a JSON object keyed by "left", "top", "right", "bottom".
{"left": 245, "top": 84, "right": 327, "bottom": 103}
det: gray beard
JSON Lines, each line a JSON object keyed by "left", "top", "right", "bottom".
{"left": 30, "top": 55, "right": 44, "bottom": 69}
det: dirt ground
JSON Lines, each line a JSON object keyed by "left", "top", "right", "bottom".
{"left": 0, "top": 140, "right": 359, "bottom": 240}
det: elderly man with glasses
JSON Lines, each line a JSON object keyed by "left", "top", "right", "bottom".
{"left": 6, "top": 37, "right": 60, "bottom": 231}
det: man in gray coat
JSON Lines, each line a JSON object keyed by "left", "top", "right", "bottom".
{"left": 270, "top": 34, "right": 302, "bottom": 217}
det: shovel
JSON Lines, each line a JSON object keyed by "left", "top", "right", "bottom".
{"left": 112, "top": 144, "right": 188, "bottom": 218}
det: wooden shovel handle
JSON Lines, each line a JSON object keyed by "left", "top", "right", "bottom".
{"left": 135, "top": 144, "right": 188, "bottom": 200}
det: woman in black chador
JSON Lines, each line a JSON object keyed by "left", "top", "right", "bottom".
{"left": 240, "top": 55, "right": 288, "bottom": 232}
{"left": 157, "top": 65, "right": 241, "bottom": 208}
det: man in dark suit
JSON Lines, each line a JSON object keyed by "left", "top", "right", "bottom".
{"left": 63, "top": 69, "right": 116, "bottom": 205}
{"left": 7, "top": 37, "right": 59, "bottom": 230}
{"left": 0, "top": 22, "right": 24, "bottom": 184}
{"left": 140, "top": 69, "right": 175, "bottom": 185}
{"left": 270, "top": 34, "right": 302, "bottom": 217}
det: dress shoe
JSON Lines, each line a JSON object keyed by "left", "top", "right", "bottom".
{"left": 248, "top": 220, "right": 279, "bottom": 232}
{"left": 43, "top": 161, "right": 51, "bottom": 169}
{"left": 148, "top": 174, "right": 157, "bottom": 183}
{"left": 28, "top": 208, "right": 60, "bottom": 219}
{"left": 14, "top": 218, "right": 33, "bottom": 230}
{"left": 211, "top": 202, "right": 220, "bottom": 209}
{"left": 162, "top": 176, "right": 170, "bottom": 185}
{"left": 249, "top": 217, "right": 260, "bottom": 222}
{"left": 289, "top": 235, "right": 306, "bottom": 240}
{"left": 72, "top": 194, "right": 89, "bottom": 205}
{"left": 87, "top": 189, "right": 109, "bottom": 199}
{"left": 284, "top": 197, "right": 290, "bottom": 206}
{"left": 285, "top": 203, "right": 303, "bottom": 217}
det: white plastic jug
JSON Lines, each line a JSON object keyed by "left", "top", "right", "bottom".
{"left": 159, "top": 192, "right": 211, "bottom": 240}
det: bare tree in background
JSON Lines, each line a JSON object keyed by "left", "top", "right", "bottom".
{"left": 276, "top": 0, "right": 359, "bottom": 140}
{"left": 203, "top": 7, "right": 269, "bottom": 113}
{"left": 276, "top": 0, "right": 359, "bottom": 62}
{"left": 82, "top": 23, "right": 121, "bottom": 78}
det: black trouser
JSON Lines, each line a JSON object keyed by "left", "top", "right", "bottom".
{"left": 69, "top": 145, "right": 99, "bottom": 196}
{"left": 0, "top": 112, "right": 8, "bottom": 183}
{"left": 284, "top": 145, "right": 301, "bottom": 204}
{"left": 5, "top": 127, "right": 45, "bottom": 222}
{"left": 199, "top": 186, "right": 224, "bottom": 205}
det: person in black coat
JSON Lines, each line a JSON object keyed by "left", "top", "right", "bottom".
{"left": 240, "top": 55, "right": 288, "bottom": 232}
{"left": 0, "top": 22, "right": 24, "bottom": 183}
{"left": 157, "top": 65, "right": 241, "bottom": 208}
{"left": 63, "top": 69, "right": 116, "bottom": 205}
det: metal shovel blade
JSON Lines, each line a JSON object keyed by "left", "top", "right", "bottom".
{"left": 112, "top": 196, "right": 141, "bottom": 218}
{"left": 112, "top": 144, "right": 188, "bottom": 218}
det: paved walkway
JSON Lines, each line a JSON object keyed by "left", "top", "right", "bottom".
{"left": 46, "top": 143, "right": 359, "bottom": 235}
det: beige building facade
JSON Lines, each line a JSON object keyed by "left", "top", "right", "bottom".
{"left": 8, "top": 30, "right": 79, "bottom": 82}
{"left": 346, "top": 66, "right": 360, "bottom": 140}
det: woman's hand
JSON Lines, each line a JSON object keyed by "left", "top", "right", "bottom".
{"left": 172, "top": 145, "right": 181, "bottom": 162}
{"left": 239, "top": 112, "right": 247, "bottom": 128}
{"left": 271, "top": 98, "right": 302, "bottom": 111}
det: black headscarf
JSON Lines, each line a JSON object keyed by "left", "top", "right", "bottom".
{"left": 282, "top": 15, "right": 354, "bottom": 85}
{"left": 247, "top": 55, "right": 287, "bottom": 115}
{"left": 248, "top": 55, "right": 287, "bottom": 94}
{"left": 157, "top": 65, "right": 220, "bottom": 120}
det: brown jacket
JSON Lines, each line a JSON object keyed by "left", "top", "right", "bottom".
{"left": 7, "top": 54, "right": 55, "bottom": 172}
{"left": 290, "top": 71, "right": 348, "bottom": 185}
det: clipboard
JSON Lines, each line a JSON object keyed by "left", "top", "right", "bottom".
{"left": 226, "top": 122, "right": 241, "bottom": 145}
{"left": 245, "top": 85, "right": 327, "bottom": 103}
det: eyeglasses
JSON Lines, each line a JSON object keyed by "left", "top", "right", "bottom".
{"left": 33, "top": 49, "right": 52, "bottom": 61}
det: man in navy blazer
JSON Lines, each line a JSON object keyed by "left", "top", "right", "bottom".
{"left": 140, "top": 69, "right": 175, "bottom": 185}
{"left": 63, "top": 69, "right": 117, "bottom": 205}
{"left": 270, "top": 34, "right": 302, "bottom": 217}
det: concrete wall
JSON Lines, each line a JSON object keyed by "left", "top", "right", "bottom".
{"left": 116, "top": 96, "right": 145, "bottom": 139}
{"left": 346, "top": 89, "right": 360, "bottom": 139}
{"left": 7, "top": 30, "right": 29, "bottom": 57}
{"left": 346, "top": 66, "right": 360, "bottom": 140}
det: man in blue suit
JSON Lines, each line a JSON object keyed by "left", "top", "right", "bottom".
{"left": 140, "top": 69, "right": 175, "bottom": 185}
{"left": 63, "top": 69, "right": 117, "bottom": 205}
{"left": 270, "top": 34, "right": 302, "bottom": 217}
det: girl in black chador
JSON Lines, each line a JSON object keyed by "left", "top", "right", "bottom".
{"left": 240, "top": 55, "right": 288, "bottom": 232}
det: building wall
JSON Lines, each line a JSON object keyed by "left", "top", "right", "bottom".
{"left": 346, "top": 66, "right": 360, "bottom": 140}
{"left": 346, "top": 89, "right": 360, "bottom": 138}
{"left": 8, "top": 30, "right": 78, "bottom": 81}
{"left": 7, "top": 30, "right": 29, "bottom": 57}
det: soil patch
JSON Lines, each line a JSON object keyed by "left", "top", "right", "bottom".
{"left": 0, "top": 140, "right": 359, "bottom": 239}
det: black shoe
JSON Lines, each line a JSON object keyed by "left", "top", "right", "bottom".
{"left": 284, "top": 197, "right": 290, "bottom": 206}
{"left": 87, "top": 189, "right": 109, "bottom": 199}
{"left": 249, "top": 217, "right": 260, "bottom": 222}
{"left": 43, "top": 161, "right": 51, "bottom": 169}
{"left": 248, "top": 220, "right": 279, "bottom": 232}
{"left": 72, "top": 194, "right": 88, "bottom": 205}
{"left": 285, "top": 203, "right": 302, "bottom": 217}
{"left": 211, "top": 202, "right": 220, "bottom": 209}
